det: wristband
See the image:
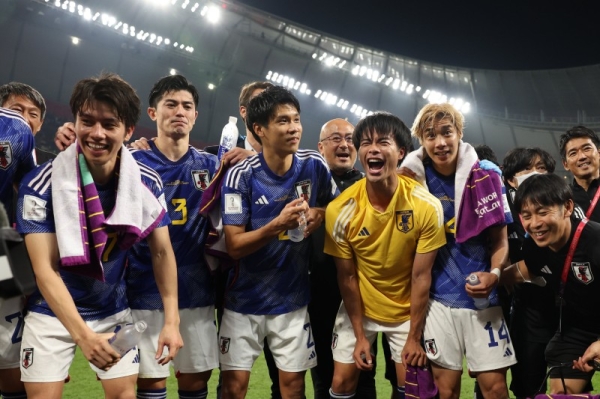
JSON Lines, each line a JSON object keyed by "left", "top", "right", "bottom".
{"left": 490, "top": 268, "right": 501, "bottom": 281}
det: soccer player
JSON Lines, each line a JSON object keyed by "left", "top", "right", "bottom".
{"left": 403, "top": 103, "right": 515, "bottom": 399}
{"left": 126, "top": 74, "right": 219, "bottom": 399}
{"left": 506, "top": 173, "right": 600, "bottom": 394}
{"left": 219, "top": 85, "right": 338, "bottom": 399}
{"left": 325, "top": 112, "right": 446, "bottom": 399}
{"left": 0, "top": 107, "right": 35, "bottom": 399}
{"left": 0, "top": 82, "right": 55, "bottom": 164}
{"left": 16, "top": 73, "right": 182, "bottom": 399}
{"left": 559, "top": 126, "right": 600, "bottom": 222}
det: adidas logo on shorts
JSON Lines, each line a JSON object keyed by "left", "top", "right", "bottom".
{"left": 358, "top": 227, "right": 370, "bottom": 237}
{"left": 503, "top": 347, "right": 513, "bottom": 357}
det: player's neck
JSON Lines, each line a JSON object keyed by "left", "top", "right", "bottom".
{"left": 155, "top": 133, "right": 189, "bottom": 162}
{"left": 246, "top": 129, "right": 262, "bottom": 152}
{"left": 366, "top": 176, "right": 398, "bottom": 212}
{"left": 575, "top": 170, "right": 599, "bottom": 192}
{"left": 262, "top": 149, "right": 293, "bottom": 176}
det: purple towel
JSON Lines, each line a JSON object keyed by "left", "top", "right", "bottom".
{"left": 455, "top": 162, "right": 507, "bottom": 243}
{"left": 405, "top": 364, "right": 438, "bottom": 399}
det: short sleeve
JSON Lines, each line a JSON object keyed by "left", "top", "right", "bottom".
{"left": 221, "top": 166, "right": 251, "bottom": 226}
{"left": 324, "top": 198, "right": 355, "bottom": 259}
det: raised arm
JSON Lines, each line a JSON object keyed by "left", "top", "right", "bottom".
{"left": 24, "top": 233, "right": 120, "bottom": 370}
{"left": 146, "top": 225, "right": 183, "bottom": 365}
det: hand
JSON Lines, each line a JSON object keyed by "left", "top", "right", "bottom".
{"left": 222, "top": 148, "right": 255, "bottom": 166}
{"left": 397, "top": 166, "right": 417, "bottom": 180}
{"left": 55, "top": 122, "right": 76, "bottom": 151}
{"left": 128, "top": 137, "right": 154, "bottom": 150}
{"left": 303, "top": 207, "right": 324, "bottom": 236}
{"left": 155, "top": 323, "right": 183, "bottom": 365}
{"left": 573, "top": 341, "right": 600, "bottom": 372}
{"left": 353, "top": 336, "right": 374, "bottom": 371}
{"left": 402, "top": 337, "right": 427, "bottom": 367}
{"left": 465, "top": 271, "right": 499, "bottom": 298}
{"left": 277, "top": 198, "right": 309, "bottom": 231}
{"left": 78, "top": 331, "right": 121, "bottom": 371}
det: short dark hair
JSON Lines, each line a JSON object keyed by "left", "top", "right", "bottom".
{"left": 502, "top": 147, "right": 556, "bottom": 182}
{"left": 514, "top": 174, "right": 572, "bottom": 213}
{"left": 70, "top": 73, "right": 141, "bottom": 131}
{"left": 559, "top": 126, "right": 600, "bottom": 161}
{"left": 0, "top": 82, "right": 46, "bottom": 120}
{"left": 148, "top": 74, "right": 199, "bottom": 108}
{"left": 245, "top": 85, "right": 300, "bottom": 145}
{"left": 474, "top": 144, "right": 500, "bottom": 166}
{"left": 239, "top": 81, "right": 273, "bottom": 108}
{"left": 353, "top": 111, "right": 412, "bottom": 157}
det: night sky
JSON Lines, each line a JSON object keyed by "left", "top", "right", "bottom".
{"left": 236, "top": 0, "right": 600, "bottom": 70}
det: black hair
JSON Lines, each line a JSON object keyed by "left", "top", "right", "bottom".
{"left": 474, "top": 144, "right": 500, "bottom": 166}
{"left": 0, "top": 82, "right": 46, "bottom": 120}
{"left": 352, "top": 111, "right": 412, "bottom": 160}
{"left": 502, "top": 147, "right": 556, "bottom": 182}
{"left": 514, "top": 174, "right": 573, "bottom": 213}
{"left": 70, "top": 73, "right": 141, "bottom": 130}
{"left": 148, "top": 75, "right": 199, "bottom": 108}
{"left": 245, "top": 85, "right": 301, "bottom": 145}
{"left": 559, "top": 126, "right": 600, "bottom": 161}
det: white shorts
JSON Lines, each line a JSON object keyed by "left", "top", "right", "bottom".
{"left": 423, "top": 299, "right": 517, "bottom": 372}
{"left": 132, "top": 307, "right": 219, "bottom": 378}
{"left": 219, "top": 306, "right": 317, "bottom": 372}
{"left": 0, "top": 296, "right": 25, "bottom": 369}
{"left": 331, "top": 303, "right": 409, "bottom": 364}
{"left": 20, "top": 309, "right": 139, "bottom": 382}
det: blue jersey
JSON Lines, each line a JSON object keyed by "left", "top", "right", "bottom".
{"left": 425, "top": 164, "right": 510, "bottom": 310}
{"left": 16, "top": 159, "right": 168, "bottom": 320}
{"left": 127, "top": 142, "right": 218, "bottom": 309}
{"left": 0, "top": 108, "right": 35, "bottom": 222}
{"left": 222, "top": 150, "right": 338, "bottom": 315}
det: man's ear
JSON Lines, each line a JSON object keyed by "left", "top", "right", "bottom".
{"left": 147, "top": 107, "right": 157, "bottom": 121}
{"left": 125, "top": 126, "right": 135, "bottom": 142}
{"left": 564, "top": 199, "right": 574, "bottom": 218}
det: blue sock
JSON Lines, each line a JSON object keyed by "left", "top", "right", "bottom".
{"left": 329, "top": 388, "right": 355, "bottom": 399}
{"left": 396, "top": 386, "right": 405, "bottom": 399}
{"left": 178, "top": 388, "right": 208, "bottom": 399}
{"left": 137, "top": 388, "right": 167, "bottom": 399}
{"left": 2, "top": 392, "right": 28, "bottom": 399}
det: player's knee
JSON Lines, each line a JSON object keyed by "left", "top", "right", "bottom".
{"left": 480, "top": 381, "right": 509, "bottom": 399}
{"left": 330, "top": 373, "right": 356, "bottom": 394}
{"left": 436, "top": 385, "right": 460, "bottom": 399}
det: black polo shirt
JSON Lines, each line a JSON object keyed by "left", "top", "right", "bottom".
{"left": 571, "top": 178, "right": 600, "bottom": 223}
{"left": 523, "top": 217, "right": 600, "bottom": 334}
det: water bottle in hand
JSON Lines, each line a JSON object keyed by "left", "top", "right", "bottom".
{"left": 467, "top": 274, "right": 489, "bottom": 310}
{"left": 288, "top": 211, "right": 306, "bottom": 243}
{"left": 108, "top": 320, "right": 147, "bottom": 356}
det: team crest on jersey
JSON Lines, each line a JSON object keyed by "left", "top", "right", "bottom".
{"left": 295, "top": 180, "right": 312, "bottom": 202}
{"left": 0, "top": 141, "right": 13, "bottom": 169}
{"left": 331, "top": 333, "right": 338, "bottom": 349}
{"left": 424, "top": 339, "right": 437, "bottom": 356}
{"left": 22, "top": 347, "right": 34, "bottom": 369}
{"left": 396, "top": 210, "right": 413, "bottom": 233}
{"left": 572, "top": 262, "right": 594, "bottom": 284}
{"left": 191, "top": 170, "right": 210, "bottom": 190}
{"left": 220, "top": 337, "right": 231, "bottom": 354}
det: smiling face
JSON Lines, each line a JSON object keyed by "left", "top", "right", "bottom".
{"left": 562, "top": 137, "right": 600, "bottom": 182}
{"left": 75, "top": 101, "right": 133, "bottom": 182}
{"left": 520, "top": 200, "right": 573, "bottom": 252}
{"left": 358, "top": 129, "right": 404, "bottom": 185}
{"left": 254, "top": 103, "right": 302, "bottom": 156}
{"left": 421, "top": 117, "right": 462, "bottom": 176}
{"left": 318, "top": 119, "right": 357, "bottom": 175}
{"left": 148, "top": 90, "right": 197, "bottom": 138}
{"left": 3, "top": 94, "right": 44, "bottom": 135}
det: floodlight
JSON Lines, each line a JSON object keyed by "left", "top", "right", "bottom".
{"left": 206, "top": 4, "right": 221, "bottom": 24}
{"left": 170, "top": 68, "right": 177, "bottom": 75}
{"left": 305, "top": 89, "right": 311, "bottom": 95}
{"left": 71, "top": 37, "right": 80, "bottom": 45}
{"left": 208, "top": 83, "right": 215, "bottom": 90}
{"left": 314, "top": 90, "right": 322, "bottom": 98}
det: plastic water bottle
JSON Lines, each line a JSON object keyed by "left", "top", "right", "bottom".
{"left": 288, "top": 204, "right": 307, "bottom": 243}
{"left": 108, "top": 321, "right": 147, "bottom": 356}
{"left": 467, "top": 274, "right": 489, "bottom": 310}
{"left": 216, "top": 116, "right": 239, "bottom": 163}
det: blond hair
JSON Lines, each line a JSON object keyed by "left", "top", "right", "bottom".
{"left": 411, "top": 103, "right": 465, "bottom": 141}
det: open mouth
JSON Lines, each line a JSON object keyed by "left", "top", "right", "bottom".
{"left": 367, "top": 159, "right": 384, "bottom": 173}
{"left": 87, "top": 142, "right": 108, "bottom": 151}
{"left": 336, "top": 153, "right": 350, "bottom": 161}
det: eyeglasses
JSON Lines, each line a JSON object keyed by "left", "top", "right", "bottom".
{"left": 320, "top": 135, "right": 354, "bottom": 146}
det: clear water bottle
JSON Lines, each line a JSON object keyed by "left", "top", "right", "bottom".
{"left": 108, "top": 320, "right": 147, "bottom": 356}
{"left": 216, "top": 116, "right": 239, "bottom": 163}
{"left": 288, "top": 211, "right": 306, "bottom": 243}
{"left": 467, "top": 274, "right": 489, "bottom": 310}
